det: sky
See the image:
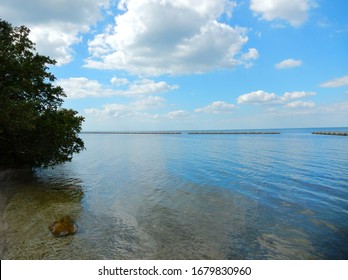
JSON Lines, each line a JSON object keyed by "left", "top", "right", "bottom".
{"left": 2, "top": 0, "right": 348, "bottom": 131}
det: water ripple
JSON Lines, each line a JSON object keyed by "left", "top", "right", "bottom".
{"left": 1, "top": 129, "right": 348, "bottom": 259}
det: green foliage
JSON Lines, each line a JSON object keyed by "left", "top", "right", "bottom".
{"left": 0, "top": 19, "right": 85, "bottom": 169}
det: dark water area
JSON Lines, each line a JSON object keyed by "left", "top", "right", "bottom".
{"left": 1, "top": 128, "right": 348, "bottom": 259}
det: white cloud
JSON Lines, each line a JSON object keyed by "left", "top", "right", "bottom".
{"left": 131, "top": 96, "right": 166, "bottom": 110}
{"left": 275, "top": 59, "right": 303, "bottom": 69}
{"left": 85, "top": 99, "right": 191, "bottom": 123}
{"left": 29, "top": 24, "right": 83, "bottom": 65}
{"left": 57, "top": 77, "right": 178, "bottom": 98}
{"left": 320, "top": 75, "right": 348, "bottom": 87}
{"left": 262, "top": 102, "right": 348, "bottom": 128}
{"left": 241, "top": 48, "right": 260, "bottom": 68}
{"left": 284, "top": 101, "right": 315, "bottom": 108}
{"left": 57, "top": 77, "right": 105, "bottom": 98}
{"left": 282, "top": 91, "right": 316, "bottom": 100}
{"left": 242, "top": 48, "right": 259, "bottom": 60}
{"left": 85, "top": 0, "right": 257, "bottom": 75}
{"left": 0, "top": 0, "right": 110, "bottom": 64}
{"left": 237, "top": 90, "right": 316, "bottom": 106}
{"left": 250, "top": 0, "right": 316, "bottom": 27}
{"left": 166, "top": 110, "right": 189, "bottom": 119}
{"left": 195, "top": 101, "right": 236, "bottom": 114}
{"left": 237, "top": 90, "right": 279, "bottom": 104}
{"left": 85, "top": 96, "right": 166, "bottom": 118}
{"left": 111, "top": 77, "right": 129, "bottom": 86}
{"left": 127, "top": 79, "right": 179, "bottom": 95}
{"left": 320, "top": 102, "right": 348, "bottom": 112}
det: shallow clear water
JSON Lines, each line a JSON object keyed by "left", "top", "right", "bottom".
{"left": 1, "top": 128, "right": 348, "bottom": 259}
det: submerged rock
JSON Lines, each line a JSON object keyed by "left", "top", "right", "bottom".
{"left": 49, "top": 215, "right": 78, "bottom": 237}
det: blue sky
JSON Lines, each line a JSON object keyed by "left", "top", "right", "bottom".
{"left": 2, "top": 0, "right": 348, "bottom": 131}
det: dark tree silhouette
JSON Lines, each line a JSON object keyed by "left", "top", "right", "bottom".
{"left": 0, "top": 19, "right": 84, "bottom": 169}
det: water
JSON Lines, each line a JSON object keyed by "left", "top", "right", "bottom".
{"left": 1, "top": 128, "right": 348, "bottom": 259}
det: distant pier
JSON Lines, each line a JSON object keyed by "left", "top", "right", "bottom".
{"left": 80, "top": 131, "right": 348, "bottom": 136}
{"left": 81, "top": 131, "right": 182, "bottom": 135}
{"left": 81, "top": 131, "right": 282, "bottom": 135}
{"left": 312, "top": 131, "right": 348, "bottom": 136}
{"left": 188, "top": 131, "right": 280, "bottom": 135}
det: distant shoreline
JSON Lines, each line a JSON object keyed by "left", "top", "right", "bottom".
{"left": 81, "top": 131, "right": 281, "bottom": 135}
{"left": 81, "top": 131, "right": 182, "bottom": 135}
{"left": 81, "top": 130, "right": 348, "bottom": 136}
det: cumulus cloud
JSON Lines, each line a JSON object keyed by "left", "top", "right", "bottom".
{"left": 320, "top": 75, "right": 348, "bottom": 87}
{"left": 131, "top": 96, "right": 166, "bottom": 110}
{"left": 85, "top": 100, "right": 190, "bottom": 123}
{"left": 241, "top": 48, "right": 260, "bottom": 68}
{"left": 250, "top": 0, "right": 316, "bottom": 27}
{"left": 166, "top": 110, "right": 189, "bottom": 119}
{"left": 284, "top": 101, "right": 315, "bottom": 108}
{"left": 110, "top": 77, "right": 129, "bottom": 86}
{"left": 275, "top": 59, "right": 303, "bottom": 69}
{"left": 241, "top": 48, "right": 260, "bottom": 61}
{"left": 28, "top": 24, "right": 84, "bottom": 65}
{"left": 127, "top": 79, "right": 179, "bottom": 95}
{"left": 85, "top": 96, "right": 166, "bottom": 119}
{"left": 237, "top": 90, "right": 316, "bottom": 106}
{"left": 57, "top": 77, "right": 178, "bottom": 98}
{"left": 282, "top": 91, "right": 316, "bottom": 100}
{"left": 57, "top": 77, "right": 105, "bottom": 98}
{"left": 85, "top": 0, "right": 257, "bottom": 75}
{"left": 0, "top": 0, "right": 110, "bottom": 64}
{"left": 195, "top": 101, "right": 236, "bottom": 114}
{"left": 237, "top": 90, "right": 279, "bottom": 104}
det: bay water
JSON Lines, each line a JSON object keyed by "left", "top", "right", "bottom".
{"left": 1, "top": 128, "right": 347, "bottom": 259}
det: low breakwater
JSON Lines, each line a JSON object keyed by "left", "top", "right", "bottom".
{"left": 188, "top": 132, "right": 280, "bottom": 135}
{"left": 82, "top": 131, "right": 182, "bottom": 134}
{"left": 312, "top": 131, "right": 348, "bottom": 136}
{"left": 81, "top": 131, "right": 348, "bottom": 136}
{"left": 82, "top": 131, "right": 281, "bottom": 135}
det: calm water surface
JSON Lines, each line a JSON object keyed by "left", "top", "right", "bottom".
{"left": 1, "top": 128, "right": 348, "bottom": 259}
